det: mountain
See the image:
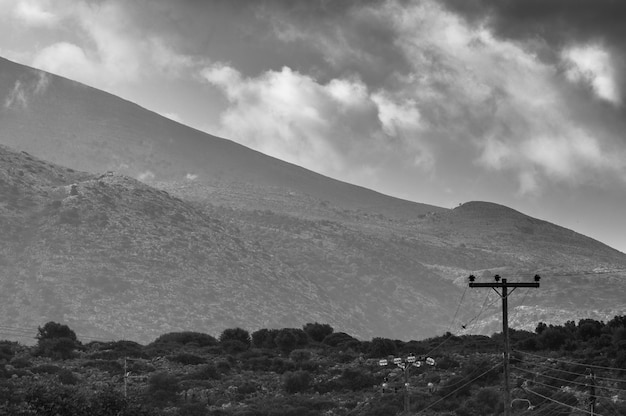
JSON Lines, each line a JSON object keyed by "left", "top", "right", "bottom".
{"left": 0, "top": 56, "right": 442, "bottom": 220}
{"left": 1, "top": 56, "right": 626, "bottom": 343}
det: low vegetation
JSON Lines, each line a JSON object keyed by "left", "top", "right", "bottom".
{"left": 0, "top": 318, "right": 625, "bottom": 415}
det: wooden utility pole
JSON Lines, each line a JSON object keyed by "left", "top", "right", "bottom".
{"left": 469, "top": 274, "right": 540, "bottom": 416}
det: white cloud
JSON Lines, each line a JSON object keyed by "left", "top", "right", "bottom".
{"left": 137, "top": 171, "right": 155, "bottom": 181}
{"left": 4, "top": 80, "right": 27, "bottom": 109}
{"left": 202, "top": 63, "right": 434, "bottom": 181}
{"left": 161, "top": 112, "right": 183, "bottom": 123}
{"left": 32, "top": 42, "right": 97, "bottom": 85}
{"left": 3, "top": 70, "right": 51, "bottom": 109}
{"left": 12, "top": 0, "right": 58, "bottom": 27}
{"left": 562, "top": 44, "right": 621, "bottom": 106}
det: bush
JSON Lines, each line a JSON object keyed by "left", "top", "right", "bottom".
{"left": 186, "top": 364, "right": 220, "bottom": 381}
{"left": 87, "top": 340, "right": 146, "bottom": 360}
{"left": 221, "top": 340, "right": 249, "bottom": 354}
{"left": 303, "top": 323, "right": 334, "bottom": 343}
{"left": 219, "top": 328, "right": 251, "bottom": 348}
{"left": 283, "top": 370, "right": 311, "bottom": 394}
{"left": 169, "top": 353, "right": 206, "bottom": 365}
{"left": 58, "top": 369, "right": 79, "bottom": 385}
{"left": 369, "top": 337, "right": 398, "bottom": 357}
{"left": 251, "top": 328, "right": 279, "bottom": 349}
{"left": 152, "top": 332, "right": 217, "bottom": 347}
{"left": 289, "top": 349, "right": 312, "bottom": 362}
{"left": 147, "top": 372, "right": 180, "bottom": 407}
{"left": 275, "top": 329, "right": 298, "bottom": 354}
{"left": 338, "top": 368, "right": 378, "bottom": 391}
{"left": 322, "top": 332, "right": 359, "bottom": 349}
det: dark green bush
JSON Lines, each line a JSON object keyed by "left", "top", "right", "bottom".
{"left": 152, "top": 332, "right": 217, "bottom": 347}
{"left": 369, "top": 337, "right": 398, "bottom": 357}
{"left": 146, "top": 372, "right": 180, "bottom": 407}
{"left": 322, "top": 332, "right": 359, "bottom": 349}
{"left": 169, "top": 353, "right": 206, "bottom": 365}
{"left": 219, "top": 328, "right": 251, "bottom": 348}
{"left": 303, "top": 322, "right": 334, "bottom": 343}
{"left": 186, "top": 364, "right": 220, "bottom": 381}
{"left": 283, "top": 370, "right": 311, "bottom": 394}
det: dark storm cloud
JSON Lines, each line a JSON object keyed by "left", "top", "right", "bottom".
{"left": 442, "top": 0, "right": 626, "bottom": 50}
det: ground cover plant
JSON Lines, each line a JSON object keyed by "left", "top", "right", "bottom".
{"left": 0, "top": 318, "right": 624, "bottom": 415}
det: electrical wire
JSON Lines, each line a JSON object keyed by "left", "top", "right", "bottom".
{"left": 519, "top": 358, "right": 626, "bottom": 384}
{"left": 423, "top": 285, "right": 469, "bottom": 356}
{"left": 461, "top": 290, "right": 499, "bottom": 332}
{"left": 0, "top": 324, "right": 113, "bottom": 343}
{"left": 513, "top": 367, "right": 626, "bottom": 400}
{"left": 448, "top": 285, "right": 468, "bottom": 332}
{"left": 521, "top": 385, "right": 603, "bottom": 416}
{"left": 514, "top": 350, "right": 626, "bottom": 372}
{"left": 416, "top": 362, "right": 503, "bottom": 414}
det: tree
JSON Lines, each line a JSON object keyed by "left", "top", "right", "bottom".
{"left": 37, "top": 321, "right": 78, "bottom": 342}
{"left": 36, "top": 321, "right": 80, "bottom": 359}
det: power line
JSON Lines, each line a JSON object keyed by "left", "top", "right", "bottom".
{"left": 521, "top": 385, "right": 604, "bottom": 416}
{"left": 513, "top": 367, "right": 626, "bottom": 398}
{"left": 515, "top": 350, "right": 626, "bottom": 372}
{"left": 416, "top": 362, "right": 503, "bottom": 414}
{"left": 519, "top": 358, "right": 626, "bottom": 385}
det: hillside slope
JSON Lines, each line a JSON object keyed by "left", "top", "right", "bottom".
{"left": 0, "top": 56, "right": 443, "bottom": 220}
{"left": 0, "top": 144, "right": 460, "bottom": 342}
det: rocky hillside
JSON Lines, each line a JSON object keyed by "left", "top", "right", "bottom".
{"left": 0, "top": 145, "right": 460, "bottom": 343}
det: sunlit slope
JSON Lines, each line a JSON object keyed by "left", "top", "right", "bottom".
{"left": 0, "top": 56, "right": 444, "bottom": 219}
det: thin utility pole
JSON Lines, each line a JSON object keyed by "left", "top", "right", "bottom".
{"left": 468, "top": 274, "right": 540, "bottom": 416}
{"left": 588, "top": 369, "right": 597, "bottom": 416}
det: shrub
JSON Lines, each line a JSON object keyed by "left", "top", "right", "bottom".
{"left": 289, "top": 349, "right": 312, "bottom": 362}
{"left": 322, "top": 332, "right": 359, "bottom": 348}
{"left": 87, "top": 340, "right": 146, "bottom": 360}
{"left": 186, "top": 364, "right": 220, "bottom": 381}
{"left": 169, "top": 353, "right": 206, "bottom": 365}
{"left": 221, "top": 340, "right": 249, "bottom": 354}
{"left": 152, "top": 332, "right": 217, "bottom": 347}
{"left": 58, "top": 369, "right": 79, "bottom": 385}
{"left": 369, "top": 337, "right": 398, "bottom": 357}
{"left": 303, "top": 323, "right": 334, "bottom": 343}
{"left": 338, "top": 368, "right": 378, "bottom": 391}
{"left": 275, "top": 329, "right": 298, "bottom": 354}
{"left": 283, "top": 370, "right": 311, "bottom": 394}
{"left": 251, "top": 328, "right": 279, "bottom": 349}
{"left": 83, "top": 360, "right": 124, "bottom": 375}
{"left": 0, "top": 342, "right": 18, "bottom": 362}
{"left": 147, "top": 372, "right": 180, "bottom": 407}
{"left": 219, "top": 328, "right": 251, "bottom": 347}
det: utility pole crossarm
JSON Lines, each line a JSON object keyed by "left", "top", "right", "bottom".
{"left": 469, "top": 282, "right": 539, "bottom": 288}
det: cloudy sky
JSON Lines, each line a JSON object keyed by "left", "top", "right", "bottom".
{"left": 1, "top": 0, "right": 625, "bottom": 253}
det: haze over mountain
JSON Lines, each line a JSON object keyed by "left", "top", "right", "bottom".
{"left": 1, "top": 56, "right": 626, "bottom": 344}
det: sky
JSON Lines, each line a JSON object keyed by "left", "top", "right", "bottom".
{"left": 1, "top": 0, "right": 625, "bottom": 253}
